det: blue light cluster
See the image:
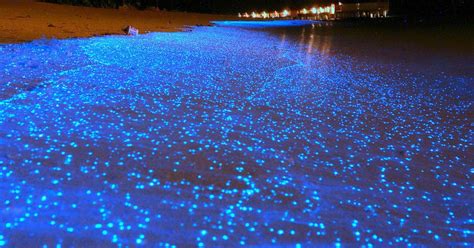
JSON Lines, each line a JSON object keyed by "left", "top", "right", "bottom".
{"left": 0, "top": 21, "right": 472, "bottom": 246}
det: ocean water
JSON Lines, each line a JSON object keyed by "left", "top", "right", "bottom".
{"left": 0, "top": 21, "right": 472, "bottom": 246}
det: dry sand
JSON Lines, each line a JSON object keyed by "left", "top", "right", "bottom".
{"left": 0, "top": 0, "right": 234, "bottom": 43}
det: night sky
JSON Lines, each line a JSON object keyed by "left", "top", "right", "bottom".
{"left": 46, "top": 0, "right": 473, "bottom": 17}
{"left": 154, "top": 0, "right": 472, "bottom": 15}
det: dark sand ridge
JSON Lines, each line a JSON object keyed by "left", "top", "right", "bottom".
{"left": 0, "top": 0, "right": 234, "bottom": 43}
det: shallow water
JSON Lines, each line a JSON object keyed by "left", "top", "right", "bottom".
{"left": 0, "top": 21, "right": 473, "bottom": 247}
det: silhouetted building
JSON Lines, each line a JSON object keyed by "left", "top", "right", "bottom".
{"left": 240, "top": 1, "right": 390, "bottom": 20}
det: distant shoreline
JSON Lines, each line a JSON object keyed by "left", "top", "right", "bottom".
{"left": 0, "top": 0, "right": 234, "bottom": 44}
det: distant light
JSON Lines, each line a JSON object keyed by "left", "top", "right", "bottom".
{"left": 271, "top": 11, "right": 280, "bottom": 18}
{"left": 301, "top": 8, "right": 308, "bottom": 15}
{"left": 281, "top": 9, "right": 290, "bottom": 17}
{"left": 311, "top": 7, "right": 317, "bottom": 14}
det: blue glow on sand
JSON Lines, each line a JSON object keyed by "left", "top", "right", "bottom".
{"left": 0, "top": 22, "right": 473, "bottom": 246}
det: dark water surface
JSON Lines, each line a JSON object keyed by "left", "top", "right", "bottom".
{"left": 0, "top": 20, "right": 473, "bottom": 247}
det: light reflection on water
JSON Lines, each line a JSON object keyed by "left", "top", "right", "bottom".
{"left": 0, "top": 21, "right": 472, "bottom": 247}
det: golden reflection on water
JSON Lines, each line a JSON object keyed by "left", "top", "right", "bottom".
{"left": 278, "top": 23, "right": 334, "bottom": 62}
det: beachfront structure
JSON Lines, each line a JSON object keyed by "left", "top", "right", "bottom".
{"left": 334, "top": 1, "right": 389, "bottom": 19}
{"left": 239, "top": 1, "right": 390, "bottom": 20}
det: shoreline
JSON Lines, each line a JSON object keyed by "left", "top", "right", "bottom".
{"left": 0, "top": 0, "right": 234, "bottom": 44}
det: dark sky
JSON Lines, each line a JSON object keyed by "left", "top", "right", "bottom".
{"left": 156, "top": 0, "right": 376, "bottom": 13}
{"left": 154, "top": 0, "right": 471, "bottom": 16}
{"left": 47, "top": 0, "right": 473, "bottom": 17}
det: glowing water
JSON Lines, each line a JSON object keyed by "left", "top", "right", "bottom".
{"left": 0, "top": 21, "right": 472, "bottom": 246}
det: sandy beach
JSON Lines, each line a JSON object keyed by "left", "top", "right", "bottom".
{"left": 0, "top": 0, "right": 233, "bottom": 43}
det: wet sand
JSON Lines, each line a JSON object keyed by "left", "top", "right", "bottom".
{"left": 0, "top": 21, "right": 472, "bottom": 246}
{"left": 0, "top": 0, "right": 234, "bottom": 43}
